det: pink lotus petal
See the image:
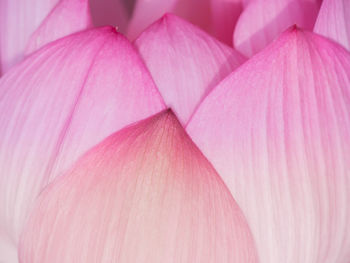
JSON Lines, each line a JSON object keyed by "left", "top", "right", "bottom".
{"left": 0, "top": 0, "right": 58, "bottom": 74}
{"left": 314, "top": 0, "right": 350, "bottom": 50}
{"left": 127, "top": 0, "right": 211, "bottom": 40}
{"left": 19, "top": 110, "right": 259, "bottom": 263}
{"left": 135, "top": 14, "right": 245, "bottom": 124}
{"left": 128, "top": 0, "right": 243, "bottom": 44}
{"left": 0, "top": 27, "right": 165, "bottom": 261}
{"left": 233, "top": 0, "right": 321, "bottom": 56}
{"left": 187, "top": 27, "right": 350, "bottom": 263}
{"left": 127, "top": 0, "right": 177, "bottom": 40}
{"left": 25, "top": 0, "right": 92, "bottom": 55}
{"left": 210, "top": 0, "right": 243, "bottom": 45}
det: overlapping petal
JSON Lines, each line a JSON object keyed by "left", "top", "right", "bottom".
{"left": 135, "top": 14, "right": 245, "bottom": 124}
{"left": 127, "top": 0, "right": 211, "bottom": 40}
{"left": 0, "top": 27, "right": 165, "bottom": 261}
{"left": 0, "top": 0, "right": 58, "bottom": 74}
{"left": 314, "top": 0, "right": 350, "bottom": 50}
{"left": 187, "top": 27, "right": 350, "bottom": 262}
{"left": 234, "top": 0, "right": 321, "bottom": 56}
{"left": 25, "top": 0, "right": 92, "bottom": 55}
{"left": 128, "top": 0, "right": 245, "bottom": 44}
{"left": 19, "top": 110, "right": 259, "bottom": 263}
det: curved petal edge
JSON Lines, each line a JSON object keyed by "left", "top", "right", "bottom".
{"left": 19, "top": 110, "right": 259, "bottom": 263}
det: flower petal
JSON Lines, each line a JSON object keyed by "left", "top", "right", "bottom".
{"left": 210, "top": 0, "right": 243, "bottom": 45}
{"left": 25, "top": 0, "right": 92, "bottom": 55}
{"left": 233, "top": 0, "right": 321, "bottom": 56}
{"left": 127, "top": 0, "right": 210, "bottom": 40}
{"left": 135, "top": 14, "right": 245, "bottom": 124}
{"left": 187, "top": 27, "right": 350, "bottom": 263}
{"left": 0, "top": 27, "right": 165, "bottom": 260}
{"left": 314, "top": 0, "right": 350, "bottom": 50}
{"left": 0, "top": 0, "right": 58, "bottom": 73}
{"left": 19, "top": 110, "right": 259, "bottom": 263}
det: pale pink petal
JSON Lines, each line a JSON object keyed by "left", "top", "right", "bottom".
{"left": 187, "top": 27, "right": 350, "bottom": 262}
{"left": 89, "top": 0, "right": 129, "bottom": 33}
{"left": 0, "top": 234, "right": 17, "bottom": 263}
{"left": 210, "top": 0, "right": 243, "bottom": 45}
{"left": 0, "top": 27, "right": 165, "bottom": 260}
{"left": 135, "top": 14, "right": 245, "bottom": 124}
{"left": 127, "top": 0, "right": 210, "bottom": 40}
{"left": 25, "top": 0, "right": 92, "bottom": 55}
{"left": 234, "top": 0, "right": 321, "bottom": 56}
{"left": 0, "top": 0, "right": 58, "bottom": 74}
{"left": 314, "top": 0, "right": 350, "bottom": 50}
{"left": 19, "top": 110, "right": 259, "bottom": 263}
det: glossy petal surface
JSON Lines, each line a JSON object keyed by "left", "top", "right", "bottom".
{"left": 188, "top": 28, "right": 350, "bottom": 263}
{"left": 314, "top": 0, "right": 350, "bottom": 50}
{"left": 0, "top": 27, "right": 165, "bottom": 261}
{"left": 19, "top": 110, "right": 259, "bottom": 263}
{"left": 0, "top": 0, "right": 58, "bottom": 73}
{"left": 25, "top": 0, "right": 92, "bottom": 55}
{"left": 234, "top": 0, "right": 320, "bottom": 56}
{"left": 135, "top": 14, "right": 245, "bottom": 124}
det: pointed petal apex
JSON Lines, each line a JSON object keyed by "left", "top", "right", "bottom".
{"left": 135, "top": 14, "right": 245, "bottom": 124}
{"left": 127, "top": 0, "right": 178, "bottom": 40}
{"left": 19, "top": 110, "right": 259, "bottom": 263}
{"left": 188, "top": 29, "right": 350, "bottom": 263}
{"left": 127, "top": 0, "right": 211, "bottom": 40}
{"left": 0, "top": 27, "right": 165, "bottom": 252}
{"left": 234, "top": 0, "right": 321, "bottom": 56}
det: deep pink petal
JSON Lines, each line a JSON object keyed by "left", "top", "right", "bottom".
{"left": 0, "top": 0, "right": 58, "bottom": 73}
{"left": 210, "top": 0, "right": 243, "bottom": 45}
{"left": 127, "top": 0, "right": 210, "bottom": 40}
{"left": 135, "top": 14, "right": 245, "bottom": 124}
{"left": 314, "top": 0, "right": 350, "bottom": 50}
{"left": 0, "top": 27, "right": 165, "bottom": 260}
{"left": 188, "top": 27, "right": 350, "bottom": 262}
{"left": 19, "top": 110, "right": 259, "bottom": 263}
{"left": 25, "top": 0, "right": 92, "bottom": 55}
{"left": 233, "top": 0, "right": 321, "bottom": 56}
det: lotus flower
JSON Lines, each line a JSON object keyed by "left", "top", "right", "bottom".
{"left": 0, "top": 0, "right": 349, "bottom": 262}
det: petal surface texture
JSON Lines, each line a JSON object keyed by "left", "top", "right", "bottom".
{"left": 135, "top": 14, "right": 245, "bottom": 124}
{"left": 314, "top": 0, "right": 350, "bottom": 50}
{"left": 233, "top": 0, "right": 320, "bottom": 57}
{"left": 19, "top": 110, "right": 259, "bottom": 263}
{"left": 0, "top": 0, "right": 58, "bottom": 73}
{"left": 0, "top": 27, "right": 165, "bottom": 260}
{"left": 25, "top": 0, "right": 92, "bottom": 55}
{"left": 187, "top": 28, "right": 350, "bottom": 263}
